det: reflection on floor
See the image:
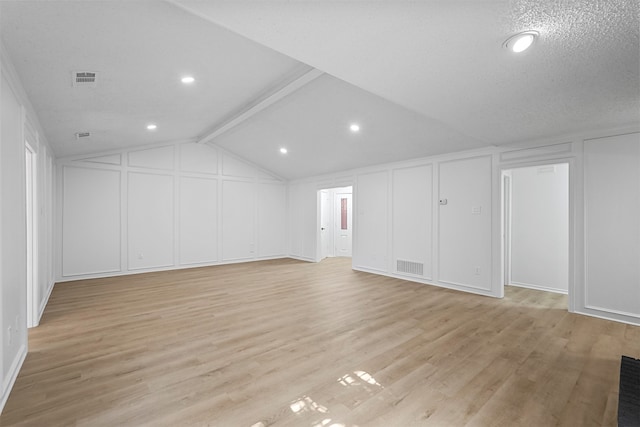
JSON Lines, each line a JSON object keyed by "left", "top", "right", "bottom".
{"left": 0, "top": 257, "right": 637, "bottom": 426}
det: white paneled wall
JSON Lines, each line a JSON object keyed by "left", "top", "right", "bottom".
{"left": 288, "top": 130, "right": 640, "bottom": 324}
{"left": 288, "top": 181, "right": 318, "bottom": 261}
{"left": 62, "top": 167, "right": 121, "bottom": 276}
{"left": 1, "top": 48, "right": 55, "bottom": 413}
{"left": 584, "top": 133, "right": 640, "bottom": 318}
{"left": 392, "top": 165, "right": 433, "bottom": 279}
{"left": 179, "top": 177, "right": 218, "bottom": 265}
{"left": 258, "top": 183, "right": 287, "bottom": 258}
{"left": 438, "top": 156, "right": 492, "bottom": 291}
{"left": 288, "top": 151, "right": 500, "bottom": 299}
{"left": 222, "top": 180, "right": 256, "bottom": 261}
{"left": 57, "top": 142, "right": 287, "bottom": 281}
{"left": 127, "top": 172, "right": 174, "bottom": 270}
{"left": 1, "top": 70, "right": 26, "bottom": 403}
{"left": 354, "top": 171, "right": 389, "bottom": 272}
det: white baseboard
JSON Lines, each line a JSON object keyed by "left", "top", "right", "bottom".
{"left": 288, "top": 255, "right": 316, "bottom": 263}
{"left": 34, "top": 279, "right": 56, "bottom": 327}
{"left": 56, "top": 255, "right": 290, "bottom": 282}
{"left": 509, "top": 281, "right": 568, "bottom": 295}
{"left": 352, "top": 266, "right": 499, "bottom": 298}
{"left": 0, "top": 343, "right": 27, "bottom": 415}
{"left": 575, "top": 307, "right": 640, "bottom": 327}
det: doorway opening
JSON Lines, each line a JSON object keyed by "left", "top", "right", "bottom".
{"left": 25, "top": 141, "right": 38, "bottom": 327}
{"left": 502, "top": 162, "right": 569, "bottom": 301}
{"left": 319, "top": 186, "right": 353, "bottom": 259}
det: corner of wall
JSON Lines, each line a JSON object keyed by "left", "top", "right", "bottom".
{"left": 0, "top": 343, "right": 26, "bottom": 414}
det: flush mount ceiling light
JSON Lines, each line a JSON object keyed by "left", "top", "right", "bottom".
{"left": 504, "top": 30, "right": 539, "bottom": 53}
{"left": 181, "top": 76, "right": 195, "bottom": 84}
{"left": 146, "top": 124, "right": 157, "bottom": 131}
{"left": 349, "top": 123, "right": 360, "bottom": 133}
{"left": 279, "top": 147, "right": 288, "bottom": 154}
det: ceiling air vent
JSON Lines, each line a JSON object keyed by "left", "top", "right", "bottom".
{"left": 72, "top": 71, "right": 98, "bottom": 87}
{"left": 75, "top": 132, "right": 91, "bottom": 140}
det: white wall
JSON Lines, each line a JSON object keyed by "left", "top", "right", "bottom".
{"left": 57, "top": 143, "right": 288, "bottom": 281}
{"left": 288, "top": 151, "right": 500, "bottom": 298}
{"left": 392, "top": 165, "right": 432, "bottom": 279}
{"left": 510, "top": 164, "right": 569, "bottom": 293}
{"left": 1, "top": 45, "right": 55, "bottom": 413}
{"left": 583, "top": 133, "right": 640, "bottom": 318}
{"left": 288, "top": 181, "right": 318, "bottom": 261}
{"left": 62, "top": 167, "right": 121, "bottom": 276}
{"left": 128, "top": 171, "right": 174, "bottom": 269}
{"left": 0, "top": 65, "right": 26, "bottom": 414}
{"left": 288, "top": 130, "right": 640, "bottom": 326}
{"left": 498, "top": 131, "right": 640, "bottom": 325}
{"left": 179, "top": 176, "right": 217, "bottom": 264}
{"left": 438, "top": 156, "right": 492, "bottom": 291}
{"left": 258, "top": 183, "right": 287, "bottom": 258}
{"left": 354, "top": 171, "right": 389, "bottom": 272}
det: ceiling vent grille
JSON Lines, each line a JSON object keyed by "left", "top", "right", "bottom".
{"left": 72, "top": 71, "right": 98, "bottom": 87}
{"left": 397, "top": 260, "right": 424, "bottom": 276}
{"left": 75, "top": 132, "right": 91, "bottom": 140}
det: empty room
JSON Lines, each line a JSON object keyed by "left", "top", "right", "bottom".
{"left": 0, "top": 1, "right": 639, "bottom": 426}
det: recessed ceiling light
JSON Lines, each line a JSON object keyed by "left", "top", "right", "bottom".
{"left": 279, "top": 147, "right": 288, "bottom": 154}
{"left": 504, "top": 31, "right": 539, "bottom": 53}
{"left": 181, "top": 76, "right": 195, "bottom": 84}
{"left": 350, "top": 123, "right": 360, "bottom": 133}
{"left": 146, "top": 124, "right": 157, "bottom": 131}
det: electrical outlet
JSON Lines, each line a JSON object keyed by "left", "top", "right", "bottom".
{"left": 474, "top": 267, "right": 481, "bottom": 275}
{"left": 138, "top": 252, "right": 144, "bottom": 260}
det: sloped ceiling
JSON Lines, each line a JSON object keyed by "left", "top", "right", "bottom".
{"left": 173, "top": 0, "right": 640, "bottom": 146}
{"left": 1, "top": 1, "right": 639, "bottom": 180}
{"left": 0, "top": 1, "right": 309, "bottom": 158}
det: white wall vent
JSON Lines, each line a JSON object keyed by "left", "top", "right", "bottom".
{"left": 397, "top": 260, "right": 424, "bottom": 276}
{"left": 537, "top": 165, "right": 555, "bottom": 174}
{"left": 72, "top": 71, "right": 98, "bottom": 87}
{"left": 75, "top": 132, "right": 91, "bottom": 140}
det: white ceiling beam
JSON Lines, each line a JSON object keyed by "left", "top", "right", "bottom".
{"left": 197, "top": 68, "right": 324, "bottom": 144}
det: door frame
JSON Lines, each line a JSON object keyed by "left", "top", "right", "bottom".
{"left": 502, "top": 170, "right": 512, "bottom": 287}
{"left": 317, "top": 185, "right": 353, "bottom": 261}
{"left": 500, "top": 159, "right": 574, "bottom": 312}
{"left": 319, "top": 189, "right": 333, "bottom": 259}
{"left": 25, "top": 140, "right": 38, "bottom": 328}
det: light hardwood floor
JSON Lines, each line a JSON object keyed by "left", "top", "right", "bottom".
{"left": 1, "top": 257, "right": 638, "bottom": 426}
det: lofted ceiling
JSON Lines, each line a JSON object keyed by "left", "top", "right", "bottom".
{"left": 0, "top": 1, "right": 309, "bottom": 158}
{"left": 2, "top": 1, "right": 639, "bottom": 180}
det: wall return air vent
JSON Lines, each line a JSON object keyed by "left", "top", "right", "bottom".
{"left": 397, "top": 260, "right": 424, "bottom": 276}
{"left": 72, "top": 71, "right": 98, "bottom": 87}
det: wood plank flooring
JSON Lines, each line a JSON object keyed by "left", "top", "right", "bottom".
{"left": 1, "top": 257, "right": 638, "bottom": 426}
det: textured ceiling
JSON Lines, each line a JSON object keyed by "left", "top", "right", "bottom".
{"left": 1, "top": 0, "right": 639, "bottom": 179}
{"left": 174, "top": 0, "right": 640, "bottom": 145}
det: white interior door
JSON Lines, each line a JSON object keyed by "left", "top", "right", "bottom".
{"left": 335, "top": 192, "right": 352, "bottom": 257}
